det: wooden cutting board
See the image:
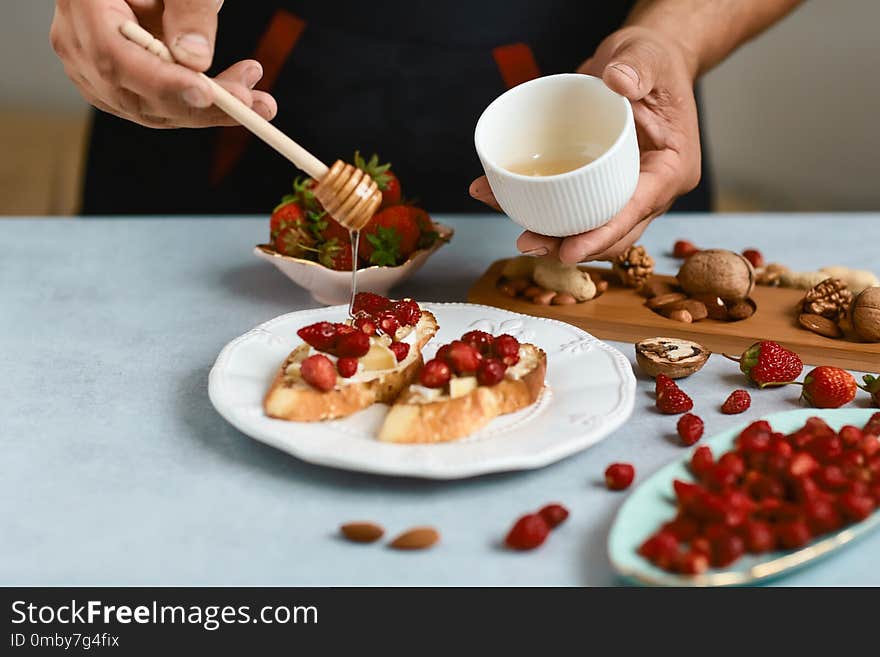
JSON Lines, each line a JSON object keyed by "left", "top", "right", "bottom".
{"left": 468, "top": 259, "right": 880, "bottom": 372}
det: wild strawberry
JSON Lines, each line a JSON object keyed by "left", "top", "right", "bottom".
{"left": 710, "top": 532, "right": 745, "bottom": 567}
{"left": 804, "top": 498, "right": 841, "bottom": 534}
{"left": 656, "top": 377, "right": 693, "bottom": 414}
{"left": 866, "top": 412, "right": 880, "bottom": 436}
{"left": 538, "top": 504, "right": 570, "bottom": 529}
{"left": 443, "top": 341, "right": 482, "bottom": 375}
{"left": 353, "top": 316, "right": 377, "bottom": 336}
{"left": 605, "top": 463, "right": 635, "bottom": 490}
{"left": 419, "top": 359, "right": 451, "bottom": 388}
{"left": 718, "top": 453, "right": 745, "bottom": 478}
{"left": 359, "top": 206, "right": 420, "bottom": 265}
{"left": 493, "top": 334, "right": 521, "bottom": 366}
{"left": 336, "top": 357, "right": 359, "bottom": 378}
{"left": 476, "top": 358, "right": 506, "bottom": 386}
{"left": 677, "top": 413, "right": 704, "bottom": 446}
{"left": 721, "top": 389, "right": 751, "bottom": 414}
{"left": 859, "top": 374, "right": 880, "bottom": 407}
{"left": 801, "top": 366, "right": 857, "bottom": 409}
{"left": 300, "top": 354, "right": 337, "bottom": 391}
{"left": 742, "top": 248, "right": 764, "bottom": 268}
{"left": 389, "top": 341, "right": 409, "bottom": 362}
{"left": 839, "top": 425, "right": 864, "bottom": 447}
{"left": 672, "top": 240, "right": 699, "bottom": 258}
{"left": 391, "top": 299, "right": 421, "bottom": 326}
{"left": 461, "top": 330, "right": 495, "bottom": 354}
{"left": 351, "top": 292, "right": 390, "bottom": 316}
{"left": 676, "top": 551, "right": 709, "bottom": 575}
{"left": 690, "top": 445, "right": 714, "bottom": 476}
{"left": 297, "top": 322, "right": 339, "bottom": 352}
{"left": 638, "top": 531, "right": 679, "bottom": 564}
{"left": 662, "top": 516, "right": 700, "bottom": 541}
{"left": 505, "top": 513, "right": 550, "bottom": 550}
{"left": 788, "top": 452, "right": 819, "bottom": 478}
{"left": 838, "top": 492, "right": 875, "bottom": 521}
{"left": 377, "top": 313, "right": 400, "bottom": 337}
{"left": 815, "top": 465, "right": 847, "bottom": 490}
{"left": 725, "top": 341, "right": 803, "bottom": 387}
{"left": 776, "top": 520, "right": 812, "bottom": 549}
{"left": 335, "top": 331, "right": 370, "bottom": 358}
{"left": 743, "top": 520, "right": 775, "bottom": 553}
{"left": 354, "top": 151, "right": 401, "bottom": 209}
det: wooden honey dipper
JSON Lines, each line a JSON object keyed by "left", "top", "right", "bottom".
{"left": 119, "top": 21, "right": 382, "bottom": 231}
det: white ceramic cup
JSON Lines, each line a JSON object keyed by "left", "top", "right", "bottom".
{"left": 475, "top": 73, "right": 639, "bottom": 238}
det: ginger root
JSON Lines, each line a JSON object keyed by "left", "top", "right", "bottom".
{"left": 532, "top": 258, "right": 597, "bottom": 302}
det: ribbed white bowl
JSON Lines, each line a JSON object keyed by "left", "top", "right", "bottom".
{"left": 475, "top": 74, "right": 639, "bottom": 237}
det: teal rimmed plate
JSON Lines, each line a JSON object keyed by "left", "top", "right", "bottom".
{"left": 609, "top": 408, "right": 879, "bottom": 587}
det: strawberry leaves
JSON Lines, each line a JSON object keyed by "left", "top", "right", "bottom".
{"left": 354, "top": 151, "right": 393, "bottom": 191}
{"left": 365, "top": 226, "right": 401, "bottom": 266}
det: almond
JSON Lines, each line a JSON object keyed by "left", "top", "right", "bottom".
{"left": 389, "top": 526, "right": 440, "bottom": 550}
{"left": 340, "top": 521, "right": 385, "bottom": 543}
{"left": 646, "top": 292, "right": 688, "bottom": 309}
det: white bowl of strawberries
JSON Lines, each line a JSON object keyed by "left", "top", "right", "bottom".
{"left": 255, "top": 152, "right": 452, "bottom": 305}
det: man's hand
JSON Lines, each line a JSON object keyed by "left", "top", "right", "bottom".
{"left": 50, "top": 0, "right": 277, "bottom": 128}
{"left": 470, "top": 26, "right": 701, "bottom": 263}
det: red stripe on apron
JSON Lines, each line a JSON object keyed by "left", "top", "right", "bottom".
{"left": 492, "top": 43, "right": 541, "bottom": 89}
{"left": 210, "top": 10, "right": 306, "bottom": 186}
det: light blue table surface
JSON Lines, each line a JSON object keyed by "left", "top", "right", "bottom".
{"left": 1, "top": 213, "right": 878, "bottom": 586}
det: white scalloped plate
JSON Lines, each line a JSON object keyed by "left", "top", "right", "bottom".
{"left": 208, "top": 303, "right": 636, "bottom": 479}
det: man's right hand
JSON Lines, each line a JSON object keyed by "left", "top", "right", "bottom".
{"left": 50, "top": 0, "right": 277, "bottom": 128}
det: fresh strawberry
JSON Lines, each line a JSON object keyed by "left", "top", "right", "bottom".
{"left": 318, "top": 238, "right": 354, "bottom": 271}
{"left": 353, "top": 316, "right": 377, "bottom": 336}
{"left": 656, "top": 376, "right": 694, "bottom": 414}
{"left": 336, "top": 357, "right": 359, "bottom": 378}
{"left": 721, "top": 389, "right": 752, "bottom": 414}
{"left": 677, "top": 413, "right": 704, "bottom": 446}
{"left": 493, "top": 334, "right": 520, "bottom": 366}
{"left": 335, "top": 331, "right": 371, "bottom": 358}
{"left": 297, "top": 322, "right": 339, "bottom": 352}
{"left": 420, "top": 359, "right": 451, "bottom": 388}
{"left": 315, "top": 213, "right": 350, "bottom": 244}
{"left": 392, "top": 299, "right": 421, "bottom": 326}
{"left": 354, "top": 151, "right": 401, "bottom": 208}
{"left": 270, "top": 197, "right": 306, "bottom": 240}
{"left": 538, "top": 504, "right": 569, "bottom": 529}
{"left": 300, "top": 354, "right": 337, "bottom": 391}
{"left": 476, "top": 358, "right": 506, "bottom": 386}
{"left": 801, "top": 366, "right": 857, "bottom": 409}
{"left": 410, "top": 206, "right": 440, "bottom": 250}
{"left": 389, "top": 341, "right": 410, "bottom": 362}
{"left": 351, "top": 292, "right": 390, "bottom": 316}
{"left": 443, "top": 341, "right": 482, "bottom": 375}
{"left": 505, "top": 513, "right": 550, "bottom": 550}
{"left": 461, "top": 330, "right": 494, "bottom": 354}
{"left": 865, "top": 412, "right": 880, "bottom": 436}
{"left": 377, "top": 312, "right": 400, "bottom": 337}
{"left": 726, "top": 341, "right": 803, "bottom": 388}
{"left": 358, "top": 206, "right": 420, "bottom": 266}
{"left": 673, "top": 240, "right": 699, "bottom": 258}
{"left": 860, "top": 375, "right": 880, "bottom": 408}
{"left": 742, "top": 248, "right": 764, "bottom": 268}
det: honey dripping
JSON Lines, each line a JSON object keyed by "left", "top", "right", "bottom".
{"left": 348, "top": 229, "right": 360, "bottom": 318}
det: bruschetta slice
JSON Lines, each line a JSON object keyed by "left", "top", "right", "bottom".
{"left": 378, "top": 331, "right": 546, "bottom": 444}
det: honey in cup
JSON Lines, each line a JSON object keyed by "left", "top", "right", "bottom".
{"left": 474, "top": 73, "right": 639, "bottom": 237}
{"left": 504, "top": 150, "right": 597, "bottom": 177}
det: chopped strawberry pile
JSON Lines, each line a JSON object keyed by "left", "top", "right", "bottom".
{"left": 268, "top": 152, "right": 440, "bottom": 269}
{"left": 419, "top": 331, "right": 521, "bottom": 390}
{"left": 639, "top": 414, "right": 880, "bottom": 575}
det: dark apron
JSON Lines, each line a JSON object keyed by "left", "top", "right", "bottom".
{"left": 82, "top": 0, "right": 711, "bottom": 214}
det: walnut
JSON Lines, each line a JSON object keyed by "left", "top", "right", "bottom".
{"left": 676, "top": 249, "right": 755, "bottom": 299}
{"left": 613, "top": 245, "right": 654, "bottom": 288}
{"left": 755, "top": 263, "right": 790, "bottom": 287}
{"left": 802, "top": 278, "right": 853, "bottom": 321}
{"left": 851, "top": 287, "right": 880, "bottom": 342}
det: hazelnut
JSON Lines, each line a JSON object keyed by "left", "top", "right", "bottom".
{"left": 851, "top": 287, "right": 880, "bottom": 342}
{"left": 676, "top": 249, "right": 756, "bottom": 299}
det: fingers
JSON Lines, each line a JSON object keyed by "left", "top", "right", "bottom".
{"left": 516, "top": 232, "right": 561, "bottom": 259}
{"left": 163, "top": 0, "right": 220, "bottom": 71}
{"left": 468, "top": 176, "right": 502, "bottom": 211}
{"left": 556, "top": 167, "right": 670, "bottom": 264}
{"left": 601, "top": 37, "right": 662, "bottom": 101}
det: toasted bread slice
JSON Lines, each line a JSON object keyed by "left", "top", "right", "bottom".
{"left": 378, "top": 344, "right": 546, "bottom": 444}
{"left": 264, "top": 311, "right": 438, "bottom": 422}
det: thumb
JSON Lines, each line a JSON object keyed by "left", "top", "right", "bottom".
{"left": 163, "top": 0, "right": 220, "bottom": 72}
{"left": 602, "top": 38, "right": 661, "bottom": 101}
